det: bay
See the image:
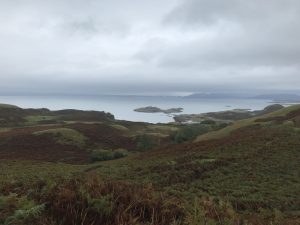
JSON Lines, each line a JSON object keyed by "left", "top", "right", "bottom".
{"left": 0, "top": 95, "right": 271, "bottom": 123}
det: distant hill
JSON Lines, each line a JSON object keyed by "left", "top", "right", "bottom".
{"left": 253, "top": 94, "right": 300, "bottom": 102}
{"left": 0, "top": 104, "right": 115, "bottom": 126}
{"left": 184, "top": 93, "right": 300, "bottom": 102}
{"left": 183, "top": 93, "right": 243, "bottom": 99}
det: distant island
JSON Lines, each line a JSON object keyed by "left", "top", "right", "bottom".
{"left": 134, "top": 106, "right": 183, "bottom": 114}
{"left": 174, "top": 104, "right": 284, "bottom": 123}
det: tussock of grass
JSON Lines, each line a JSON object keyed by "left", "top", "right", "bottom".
{"left": 0, "top": 193, "right": 45, "bottom": 225}
{"left": 33, "top": 128, "right": 87, "bottom": 147}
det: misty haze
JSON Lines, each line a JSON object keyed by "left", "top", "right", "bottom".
{"left": 0, "top": 1, "right": 300, "bottom": 225}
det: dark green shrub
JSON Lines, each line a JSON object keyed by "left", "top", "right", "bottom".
{"left": 201, "top": 120, "right": 216, "bottom": 125}
{"left": 90, "top": 149, "right": 128, "bottom": 162}
{"left": 136, "top": 135, "right": 158, "bottom": 151}
{"left": 172, "top": 124, "right": 211, "bottom": 143}
{"left": 218, "top": 123, "right": 229, "bottom": 129}
{"left": 113, "top": 149, "right": 127, "bottom": 159}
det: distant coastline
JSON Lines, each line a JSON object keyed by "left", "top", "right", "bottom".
{"left": 0, "top": 95, "right": 281, "bottom": 123}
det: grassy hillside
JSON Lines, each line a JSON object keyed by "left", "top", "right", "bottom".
{"left": 0, "top": 105, "right": 114, "bottom": 126}
{"left": 195, "top": 104, "right": 300, "bottom": 142}
{"left": 0, "top": 104, "right": 300, "bottom": 224}
{"left": 33, "top": 128, "right": 87, "bottom": 147}
{"left": 0, "top": 104, "right": 20, "bottom": 109}
{"left": 91, "top": 105, "right": 300, "bottom": 224}
{"left": 0, "top": 104, "right": 201, "bottom": 163}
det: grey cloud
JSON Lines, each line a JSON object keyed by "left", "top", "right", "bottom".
{"left": 163, "top": 0, "right": 299, "bottom": 27}
{"left": 158, "top": 34, "right": 300, "bottom": 68}
{"left": 0, "top": 0, "right": 299, "bottom": 95}
{"left": 160, "top": 0, "right": 300, "bottom": 65}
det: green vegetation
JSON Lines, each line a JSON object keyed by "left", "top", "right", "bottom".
{"left": 174, "top": 104, "right": 284, "bottom": 123}
{"left": 110, "top": 124, "right": 129, "bottom": 131}
{"left": 0, "top": 160, "right": 86, "bottom": 184}
{"left": 195, "top": 117, "right": 257, "bottom": 141}
{"left": 147, "top": 124, "right": 179, "bottom": 132}
{"left": 1, "top": 175, "right": 184, "bottom": 225}
{"left": 0, "top": 193, "right": 45, "bottom": 225}
{"left": 263, "top": 104, "right": 300, "bottom": 117}
{"left": 135, "top": 134, "right": 159, "bottom": 151}
{"left": 172, "top": 124, "right": 213, "bottom": 143}
{"left": 90, "top": 149, "right": 128, "bottom": 162}
{"left": 0, "top": 128, "right": 11, "bottom": 132}
{"left": 24, "top": 115, "right": 58, "bottom": 124}
{"left": 93, "top": 126, "right": 300, "bottom": 223}
{"left": 1, "top": 104, "right": 300, "bottom": 224}
{"left": 196, "top": 104, "right": 300, "bottom": 142}
{"left": 0, "top": 105, "right": 114, "bottom": 127}
{"left": 0, "top": 103, "right": 19, "bottom": 109}
{"left": 33, "top": 128, "right": 87, "bottom": 147}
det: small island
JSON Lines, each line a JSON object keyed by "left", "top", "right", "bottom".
{"left": 173, "top": 104, "right": 284, "bottom": 123}
{"left": 134, "top": 106, "right": 183, "bottom": 114}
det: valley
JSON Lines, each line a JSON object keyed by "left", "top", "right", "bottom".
{"left": 0, "top": 104, "right": 300, "bottom": 224}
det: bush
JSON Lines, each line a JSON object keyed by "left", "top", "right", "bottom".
{"left": 201, "top": 120, "right": 216, "bottom": 125}
{"left": 90, "top": 149, "right": 128, "bottom": 162}
{"left": 172, "top": 125, "right": 211, "bottom": 143}
{"left": 136, "top": 135, "right": 158, "bottom": 151}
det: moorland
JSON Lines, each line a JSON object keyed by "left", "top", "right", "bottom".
{"left": 0, "top": 103, "right": 299, "bottom": 225}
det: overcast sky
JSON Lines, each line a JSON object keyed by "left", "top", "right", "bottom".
{"left": 0, "top": 0, "right": 299, "bottom": 95}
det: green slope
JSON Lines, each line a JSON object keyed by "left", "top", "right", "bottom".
{"left": 1, "top": 104, "right": 300, "bottom": 225}
{"left": 0, "top": 103, "right": 19, "bottom": 109}
{"left": 195, "top": 104, "right": 300, "bottom": 142}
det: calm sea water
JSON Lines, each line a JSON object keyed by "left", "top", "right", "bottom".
{"left": 0, "top": 95, "right": 271, "bottom": 123}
